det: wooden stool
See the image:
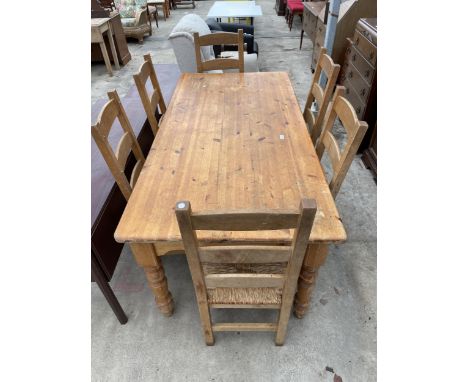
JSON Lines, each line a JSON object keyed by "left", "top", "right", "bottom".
{"left": 91, "top": 18, "right": 120, "bottom": 76}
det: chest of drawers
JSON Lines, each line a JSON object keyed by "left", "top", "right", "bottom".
{"left": 339, "top": 18, "right": 377, "bottom": 175}
{"left": 300, "top": 0, "right": 376, "bottom": 71}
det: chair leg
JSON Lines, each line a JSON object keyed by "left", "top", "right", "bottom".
{"left": 91, "top": 255, "right": 128, "bottom": 325}
{"left": 300, "top": 29, "right": 304, "bottom": 49}
{"left": 154, "top": 9, "right": 159, "bottom": 28}
{"left": 147, "top": 9, "right": 152, "bottom": 36}
{"left": 289, "top": 12, "right": 294, "bottom": 31}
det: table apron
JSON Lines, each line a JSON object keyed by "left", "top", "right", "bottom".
{"left": 132, "top": 240, "right": 342, "bottom": 257}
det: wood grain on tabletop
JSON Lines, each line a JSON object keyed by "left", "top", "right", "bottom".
{"left": 114, "top": 72, "right": 346, "bottom": 245}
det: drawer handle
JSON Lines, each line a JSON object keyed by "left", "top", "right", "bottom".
{"left": 360, "top": 89, "right": 366, "bottom": 96}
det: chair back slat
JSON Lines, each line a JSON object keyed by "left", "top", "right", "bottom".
{"left": 138, "top": 59, "right": 152, "bottom": 81}
{"left": 321, "top": 131, "right": 342, "bottom": 174}
{"left": 333, "top": 95, "right": 360, "bottom": 136}
{"left": 304, "top": 108, "right": 318, "bottom": 142}
{"left": 94, "top": 100, "right": 120, "bottom": 137}
{"left": 175, "top": 199, "right": 317, "bottom": 345}
{"left": 130, "top": 159, "right": 144, "bottom": 189}
{"left": 150, "top": 90, "right": 162, "bottom": 113}
{"left": 200, "top": 58, "right": 242, "bottom": 72}
{"left": 196, "top": 31, "right": 242, "bottom": 46}
{"left": 316, "top": 87, "right": 369, "bottom": 198}
{"left": 133, "top": 53, "right": 167, "bottom": 136}
{"left": 194, "top": 30, "right": 244, "bottom": 73}
{"left": 115, "top": 132, "right": 133, "bottom": 168}
{"left": 91, "top": 90, "right": 146, "bottom": 201}
{"left": 199, "top": 246, "right": 291, "bottom": 264}
{"left": 190, "top": 210, "right": 300, "bottom": 231}
{"left": 311, "top": 83, "right": 324, "bottom": 108}
{"left": 303, "top": 47, "right": 340, "bottom": 145}
{"left": 318, "top": 50, "right": 336, "bottom": 76}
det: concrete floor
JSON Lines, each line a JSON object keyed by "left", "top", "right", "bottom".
{"left": 91, "top": 1, "right": 377, "bottom": 380}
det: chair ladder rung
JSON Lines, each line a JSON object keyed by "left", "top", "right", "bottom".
{"left": 212, "top": 323, "right": 278, "bottom": 332}
{"left": 210, "top": 303, "right": 281, "bottom": 309}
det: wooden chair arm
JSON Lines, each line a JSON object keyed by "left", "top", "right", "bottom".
{"left": 134, "top": 8, "right": 148, "bottom": 25}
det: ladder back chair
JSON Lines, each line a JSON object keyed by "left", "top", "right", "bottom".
{"left": 194, "top": 29, "right": 244, "bottom": 73}
{"left": 133, "top": 53, "right": 167, "bottom": 137}
{"left": 91, "top": 90, "right": 146, "bottom": 201}
{"left": 316, "top": 85, "right": 369, "bottom": 198}
{"left": 304, "top": 47, "right": 341, "bottom": 145}
{"left": 175, "top": 199, "right": 317, "bottom": 346}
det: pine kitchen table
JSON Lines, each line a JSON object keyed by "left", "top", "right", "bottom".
{"left": 114, "top": 72, "right": 346, "bottom": 318}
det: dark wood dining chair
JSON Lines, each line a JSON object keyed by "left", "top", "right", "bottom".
{"left": 194, "top": 30, "right": 244, "bottom": 73}
{"left": 175, "top": 199, "right": 317, "bottom": 345}
{"left": 315, "top": 85, "right": 369, "bottom": 198}
{"left": 133, "top": 53, "right": 167, "bottom": 137}
{"left": 303, "top": 47, "right": 341, "bottom": 145}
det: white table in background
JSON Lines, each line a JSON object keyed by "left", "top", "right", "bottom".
{"left": 207, "top": 1, "right": 263, "bottom": 25}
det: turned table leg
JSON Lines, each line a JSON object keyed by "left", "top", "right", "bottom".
{"left": 294, "top": 243, "right": 328, "bottom": 318}
{"left": 130, "top": 243, "right": 174, "bottom": 316}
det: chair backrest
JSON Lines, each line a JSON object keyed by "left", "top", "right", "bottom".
{"left": 133, "top": 53, "right": 167, "bottom": 136}
{"left": 315, "top": 85, "right": 368, "bottom": 198}
{"left": 194, "top": 30, "right": 244, "bottom": 73}
{"left": 91, "top": 90, "right": 146, "bottom": 201}
{"left": 175, "top": 199, "right": 317, "bottom": 346}
{"left": 303, "top": 47, "right": 340, "bottom": 144}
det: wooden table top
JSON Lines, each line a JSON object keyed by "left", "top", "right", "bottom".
{"left": 91, "top": 18, "right": 110, "bottom": 28}
{"left": 115, "top": 72, "right": 346, "bottom": 245}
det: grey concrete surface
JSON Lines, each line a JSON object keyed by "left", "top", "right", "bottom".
{"left": 91, "top": 1, "right": 377, "bottom": 381}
